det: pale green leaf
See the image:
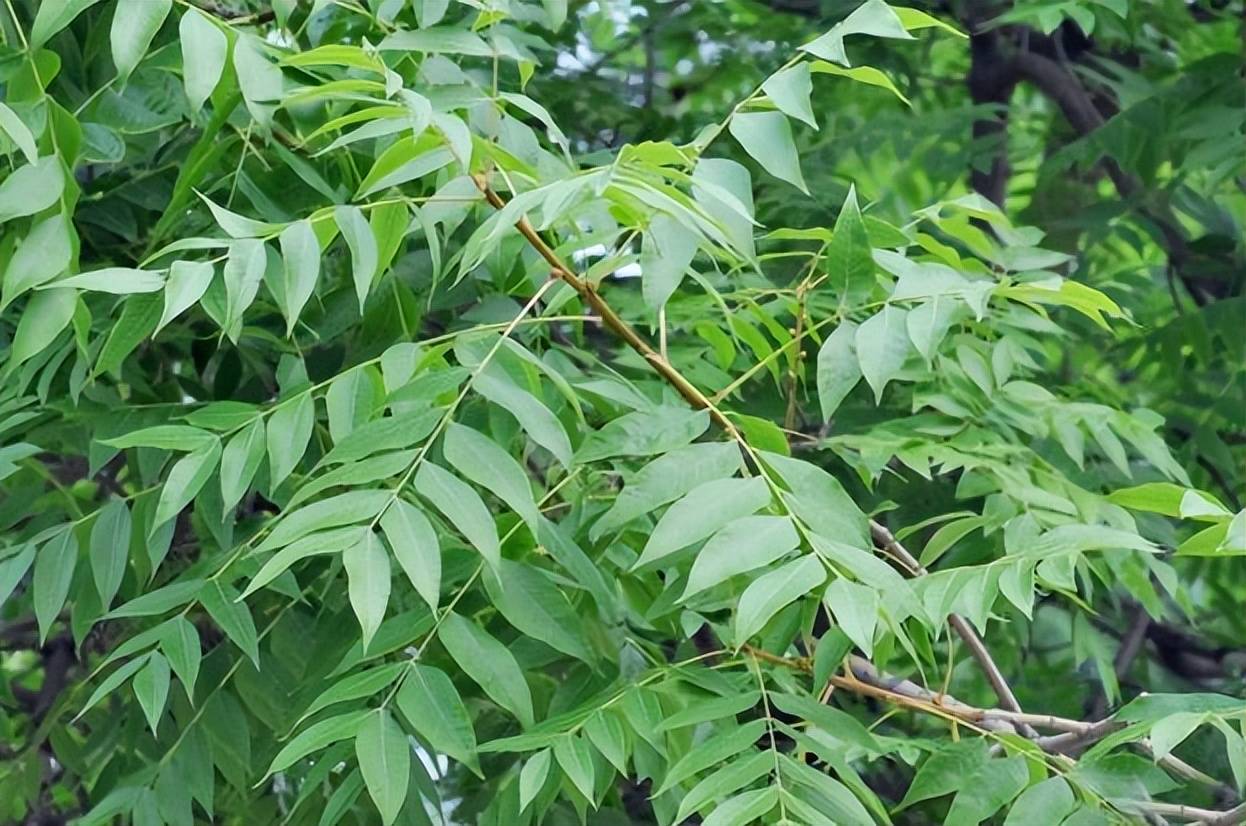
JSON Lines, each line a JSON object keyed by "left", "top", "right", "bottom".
{"left": 439, "top": 612, "right": 534, "bottom": 727}
{"left": 856, "top": 305, "right": 911, "bottom": 402}
{"left": 733, "top": 554, "right": 826, "bottom": 645}
{"left": 641, "top": 212, "right": 699, "bottom": 311}
{"left": 343, "top": 531, "right": 390, "bottom": 651}
{"left": 179, "top": 8, "right": 226, "bottom": 111}
{"left": 816, "top": 321, "right": 861, "bottom": 420}
{"left": 34, "top": 530, "right": 78, "bottom": 643}
{"left": 219, "top": 417, "right": 266, "bottom": 512}
{"left": 356, "top": 710, "right": 410, "bottom": 826}
{"left": 89, "top": 499, "right": 131, "bottom": 609}
{"left": 444, "top": 422, "right": 539, "bottom": 531}
{"left": 378, "top": 500, "right": 440, "bottom": 611}
{"left": 397, "top": 664, "right": 480, "bottom": 773}
{"left": 762, "top": 62, "right": 817, "bottom": 128}
{"left": 634, "top": 476, "right": 770, "bottom": 569}
{"left": 683, "top": 515, "right": 801, "bottom": 600}
{"left": 414, "top": 462, "right": 500, "bottom": 570}
{"left": 728, "top": 111, "right": 807, "bottom": 193}
{"left": 110, "top": 0, "right": 171, "bottom": 83}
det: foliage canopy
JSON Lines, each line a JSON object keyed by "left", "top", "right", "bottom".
{"left": 0, "top": 0, "right": 1243, "bottom": 824}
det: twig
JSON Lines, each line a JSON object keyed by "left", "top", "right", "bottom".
{"left": 870, "top": 520, "right": 1030, "bottom": 723}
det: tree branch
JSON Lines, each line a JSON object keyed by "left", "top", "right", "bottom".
{"left": 477, "top": 174, "right": 1031, "bottom": 736}
{"left": 870, "top": 520, "right": 1030, "bottom": 720}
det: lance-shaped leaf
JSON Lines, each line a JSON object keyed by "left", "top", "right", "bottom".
{"left": 414, "top": 462, "right": 500, "bottom": 570}
{"left": 397, "top": 664, "right": 480, "bottom": 774}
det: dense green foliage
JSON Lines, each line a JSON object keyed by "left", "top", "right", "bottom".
{"left": 0, "top": 0, "right": 1243, "bottom": 824}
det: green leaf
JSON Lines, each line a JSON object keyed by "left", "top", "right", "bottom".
{"left": 267, "top": 710, "right": 371, "bottom": 776}
{"left": 89, "top": 499, "right": 132, "bottom": 609}
{"left": 855, "top": 305, "right": 911, "bottom": 402}
{"left": 157, "top": 260, "right": 213, "bottom": 334}
{"left": 577, "top": 407, "right": 710, "bottom": 464}
{"left": 733, "top": 554, "right": 826, "bottom": 645}
{"left": 519, "top": 749, "right": 552, "bottom": 811}
{"left": 104, "top": 425, "right": 215, "bottom": 451}
{"left": 654, "top": 719, "right": 767, "bottom": 795}
{"left": 584, "top": 711, "right": 628, "bottom": 773}
{"left": 825, "top": 186, "right": 875, "bottom": 307}
{"left": 110, "top": 0, "right": 171, "bottom": 83}
{"left": 31, "top": 0, "right": 104, "bottom": 49}
{"left": 553, "top": 736, "right": 595, "bottom": 801}
{"left": 199, "top": 580, "right": 260, "bottom": 665}
{"left": 105, "top": 579, "right": 202, "bottom": 619}
{"left": 267, "top": 394, "right": 315, "bottom": 488}
{"left": 255, "top": 491, "right": 391, "bottom": 553}
{"left": 378, "top": 500, "right": 440, "bottom": 611}
{"left": 919, "top": 515, "right": 986, "bottom": 567}
{"left": 0, "top": 157, "right": 64, "bottom": 224}
{"left": 824, "top": 577, "right": 879, "bottom": 656}
{"left": 397, "top": 664, "right": 480, "bottom": 774}
{"left": 132, "top": 652, "right": 171, "bottom": 734}
{"left": 335, "top": 205, "right": 379, "bottom": 311}
{"left": 816, "top": 321, "right": 861, "bottom": 420}
{"left": 473, "top": 371, "right": 573, "bottom": 466}
{"left": 343, "top": 531, "right": 390, "bottom": 651}
{"left": 444, "top": 422, "right": 539, "bottom": 531}
{"left": 298, "top": 663, "right": 406, "bottom": 726}
{"left": 810, "top": 60, "right": 910, "bottom": 105}
{"left": 899, "top": 738, "right": 989, "bottom": 808}
{"left": 34, "top": 529, "right": 78, "bottom": 643}
{"left": 414, "top": 462, "right": 500, "bottom": 570}
{"left": 945, "top": 756, "right": 1029, "bottom": 824}
{"left": 219, "top": 417, "right": 266, "bottom": 512}
{"left": 774, "top": 693, "right": 883, "bottom": 755}
{"left": 323, "top": 409, "right": 441, "bottom": 467}
{"left": 658, "top": 692, "right": 761, "bottom": 732}
{"left": 1149, "top": 711, "right": 1206, "bottom": 762}
{"left": 641, "top": 212, "right": 699, "bottom": 311}
{"left": 53, "top": 267, "right": 164, "bottom": 294}
{"left": 159, "top": 615, "right": 201, "bottom": 701}
{"left": 704, "top": 787, "right": 778, "bottom": 826}
{"left": 728, "top": 111, "right": 807, "bottom": 193}
{"left": 326, "top": 367, "right": 373, "bottom": 443}
{"left": 377, "top": 27, "right": 493, "bottom": 56}
{"left": 634, "top": 476, "right": 771, "bottom": 569}
{"left": 276, "top": 219, "right": 321, "bottom": 335}
{"left": 356, "top": 710, "right": 410, "bottom": 826}
{"left": 2, "top": 213, "right": 73, "bottom": 309}
{"left": 674, "top": 752, "right": 772, "bottom": 823}
{"left": 0, "top": 545, "right": 36, "bottom": 608}
{"left": 152, "top": 438, "right": 221, "bottom": 528}
{"left": 1003, "top": 777, "right": 1077, "bottom": 826}
{"left": 0, "top": 101, "right": 38, "bottom": 164}
{"left": 234, "top": 35, "right": 284, "bottom": 128}
{"left": 10, "top": 288, "right": 76, "bottom": 367}
{"left": 222, "top": 239, "right": 266, "bottom": 338}
{"left": 74, "top": 656, "right": 148, "bottom": 721}
{"left": 439, "top": 612, "right": 534, "bottom": 727}
{"left": 692, "top": 157, "right": 756, "bottom": 259}
{"left": 892, "top": 6, "right": 966, "bottom": 36}
{"left": 484, "top": 560, "right": 594, "bottom": 662}
{"left": 683, "top": 515, "right": 801, "bottom": 600}
{"left": 593, "top": 442, "right": 743, "bottom": 539}
{"left": 179, "top": 8, "right": 226, "bottom": 111}
{"left": 762, "top": 452, "right": 868, "bottom": 547}
{"left": 762, "top": 62, "right": 817, "bottom": 128}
